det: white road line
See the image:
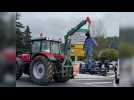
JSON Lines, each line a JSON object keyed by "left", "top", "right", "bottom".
{"left": 74, "top": 78, "right": 114, "bottom": 80}
{"left": 84, "top": 82, "right": 112, "bottom": 85}
{"left": 71, "top": 81, "right": 113, "bottom": 85}
{"left": 87, "top": 84, "right": 113, "bottom": 87}
{"left": 74, "top": 75, "right": 115, "bottom": 80}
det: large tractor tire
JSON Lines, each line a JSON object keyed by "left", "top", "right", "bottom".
{"left": 53, "top": 73, "right": 69, "bottom": 83}
{"left": 53, "top": 62, "right": 69, "bottom": 83}
{"left": 16, "top": 58, "right": 23, "bottom": 80}
{"left": 29, "top": 56, "right": 54, "bottom": 85}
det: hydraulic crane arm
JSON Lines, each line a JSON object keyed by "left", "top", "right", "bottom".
{"left": 64, "top": 17, "right": 91, "bottom": 56}
{"left": 66, "top": 17, "right": 91, "bottom": 38}
{"left": 62, "top": 17, "right": 91, "bottom": 79}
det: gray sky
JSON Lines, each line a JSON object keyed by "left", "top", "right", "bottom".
{"left": 20, "top": 12, "right": 134, "bottom": 41}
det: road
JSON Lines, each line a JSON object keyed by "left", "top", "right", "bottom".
{"left": 16, "top": 71, "right": 116, "bottom": 87}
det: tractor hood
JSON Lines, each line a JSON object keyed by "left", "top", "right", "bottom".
{"left": 53, "top": 54, "right": 64, "bottom": 61}
{"left": 38, "top": 51, "right": 56, "bottom": 61}
{"left": 36, "top": 51, "right": 64, "bottom": 61}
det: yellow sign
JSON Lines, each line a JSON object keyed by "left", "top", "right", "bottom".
{"left": 71, "top": 44, "right": 84, "bottom": 49}
{"left": 70, "top": 44, "right": 85, "bottom": 57}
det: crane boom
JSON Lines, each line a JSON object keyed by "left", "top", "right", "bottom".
{"left": 64, "top": 17, "right": 91, "bottom": 55}
{"left": 67, "top": 20, "right": 87, "bottom": 36}
{"left": 62, "top": 17, "right": 91, "bottom": 79}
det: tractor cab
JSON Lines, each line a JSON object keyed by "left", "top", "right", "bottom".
{"left": 31, "top": 38, "right": 64, "bottom": 61}
{"left": 32, "top": 38, "right": 62, "bottom": 55}
{"left": 18, "top": 38, "right": 64, "bottom": 63}
{"left": 16, "top": 37, "right": 67, "bottom": 84}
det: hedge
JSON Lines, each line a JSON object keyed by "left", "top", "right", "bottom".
{"left": 98, "top": 48, "right": 119, "bottom": 61}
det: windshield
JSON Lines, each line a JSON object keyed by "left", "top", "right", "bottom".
{"left": 32, "top": 40, "right": 61, "bottom": 54}
{"left": 32, "top": 41, "right": 41, "bottom": 54}
{"left": 42, "top": 40, "right": 50, "bottom": 52}
{"left": 51, "top": 42, "right": 60, "bottom": 54}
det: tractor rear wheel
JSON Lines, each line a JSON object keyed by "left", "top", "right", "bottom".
{"left": 29, "top": 56, "right": 54, "bottom": 85}
{"left": 16, "top": 58, "right": 23, "bottom": 80}
{"left": 53, "top": 73, "right": 69, "bottom": 83}
{"left": 53, "top": 62, "right": 69, "bottom": 83}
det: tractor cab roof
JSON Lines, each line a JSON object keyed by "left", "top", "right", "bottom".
{"left": 31, "top": 38, "right": 62, "bottom": 43}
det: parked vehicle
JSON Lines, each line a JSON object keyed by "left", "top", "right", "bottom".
{"left": 80, "top": 60, "right": 108, "bottom": 76}
{"left": 0, "top": 48, "right": 15, "bottom": 84}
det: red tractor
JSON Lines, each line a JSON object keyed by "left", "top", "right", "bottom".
{"left": 16, "top": 38, "right": 73, "bottom": 84}
{"left": 16, "top": 17, "right": 91, "bottom": 85}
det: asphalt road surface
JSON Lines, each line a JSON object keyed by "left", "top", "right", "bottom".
{"left": 16, "top": 72, "right": 116, "bottom": 87}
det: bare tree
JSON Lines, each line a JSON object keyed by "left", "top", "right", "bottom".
{"left": 91, "top": 18, "right": 106, "bottom": 37}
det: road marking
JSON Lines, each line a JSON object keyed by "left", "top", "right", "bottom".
{"left": 75, "top": 74, "right": 115, "bottom": 80}
{"left": 84, "top": 82, "right": 112, "bottom": 85}
{"left": 87, "top": 84, "right": 113, "bottom": 87}
{"left": 74, "top": 77, "right": 114, "bottom": 80}
{"left": 71, "top": 81, "right": 113, "bottom": 85}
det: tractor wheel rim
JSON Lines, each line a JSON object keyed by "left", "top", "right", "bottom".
{"left": 33, "top": 63, "right": 45, "bottom": 79}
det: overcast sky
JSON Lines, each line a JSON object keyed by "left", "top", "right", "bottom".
{"left": 20, "top": 12, "right": 134, "bottom": 41}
